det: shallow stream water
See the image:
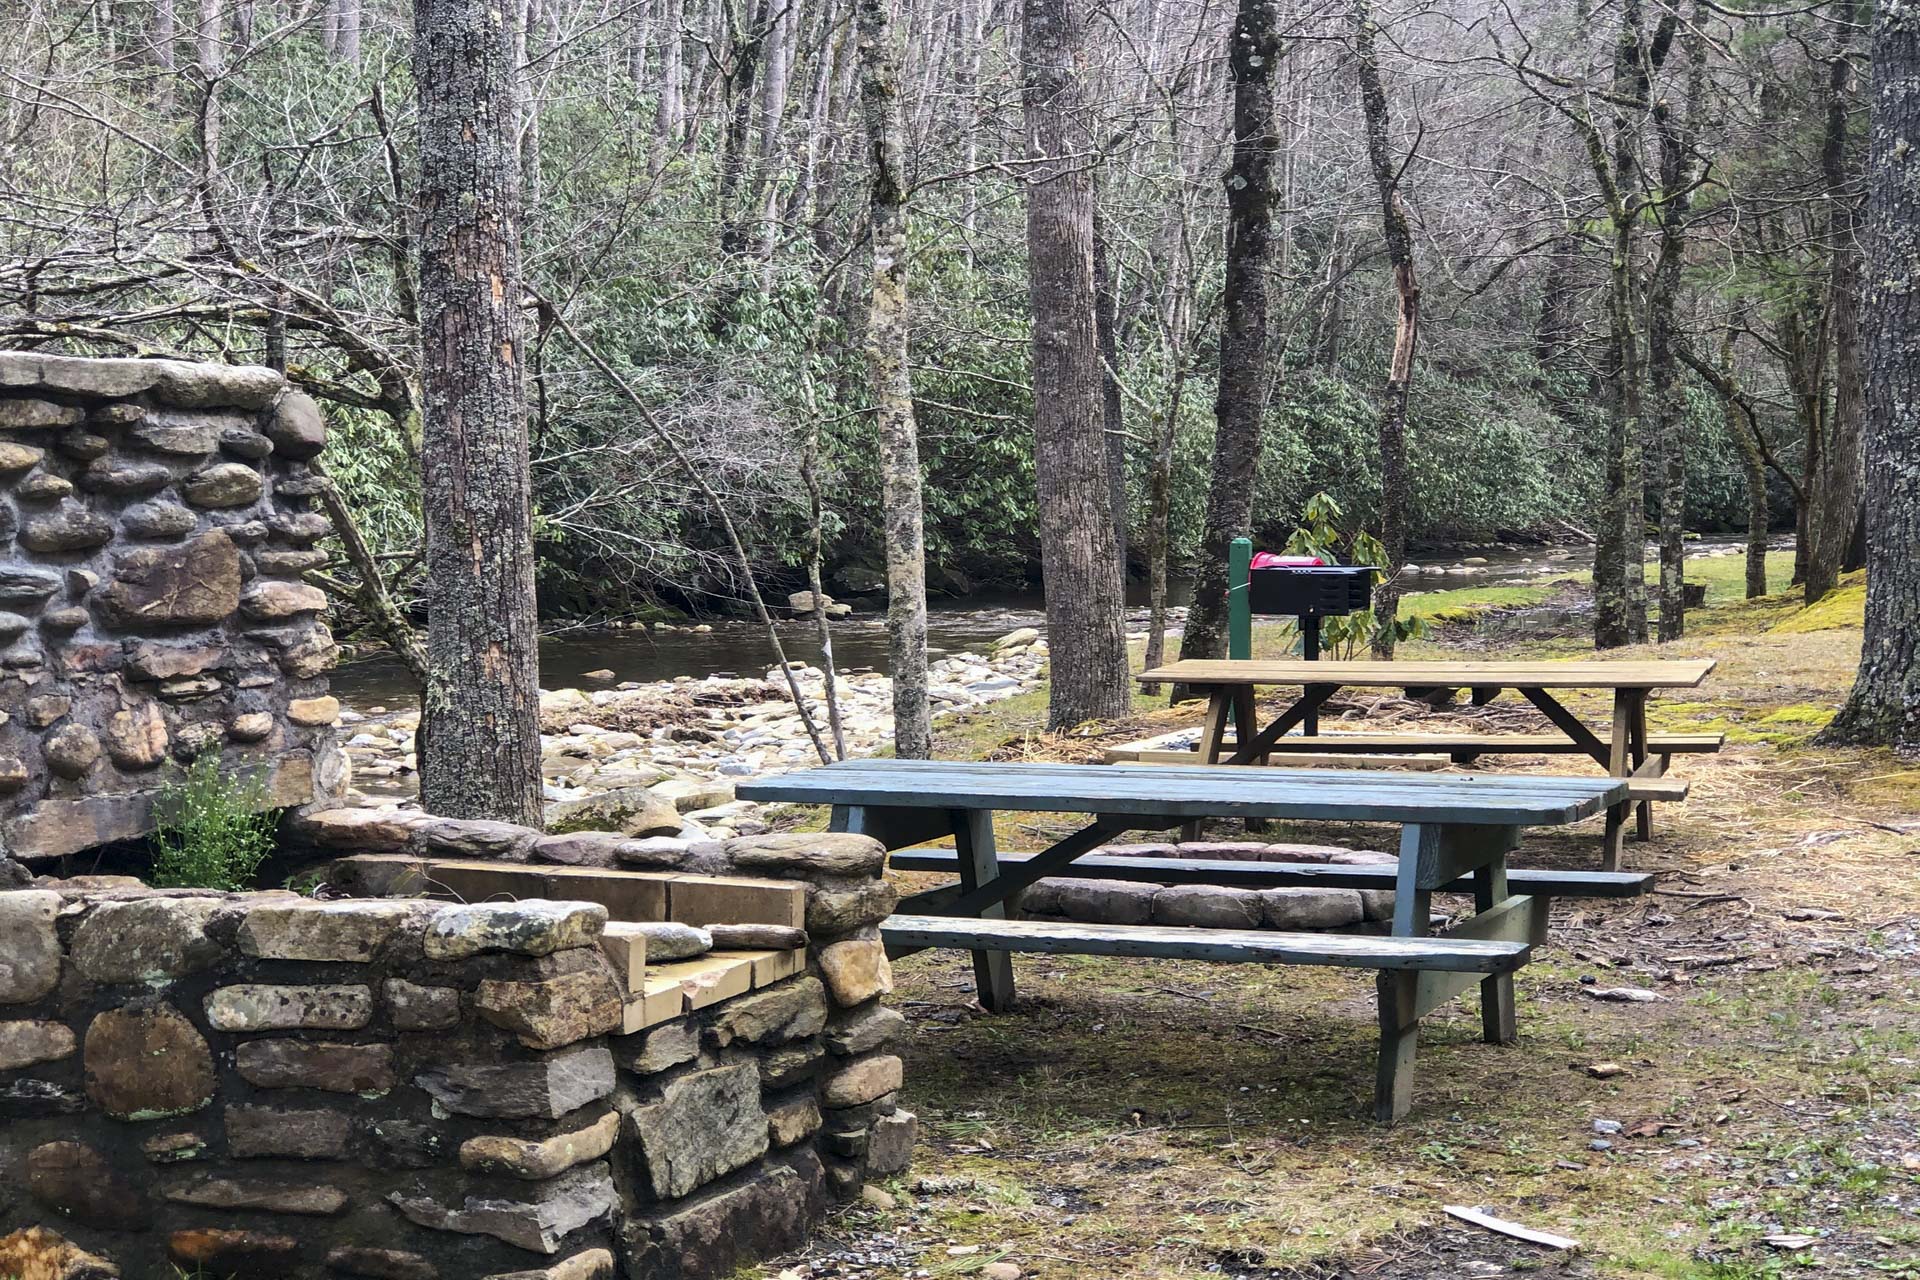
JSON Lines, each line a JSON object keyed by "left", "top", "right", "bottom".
{"left": 330, "top": 539, "right": 1752, "bottom": 707}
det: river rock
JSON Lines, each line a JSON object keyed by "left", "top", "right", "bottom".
{"left": 234, "top": 1039, "right": 396, "bottom": 1093}
{"left": 475, "top": 969, "right": 624, "bottom": 1050}
{"left": 238, "top": 899, "right": 420, "bottom": 962}
{"left": 240, "top": 578, "right": 327, "bottom": 620}
{"left": 626, "top": 1018, "right": 700, "bottom": 1075}
{"left": 709, "top": 976, "right": 828, "bottom": 1048}
{"left": 868, "top": 1109, "right": 917, "bottom": 1175}
{"left": 458, "top": 1110, "right": 621, "bottom": 1180}
{"left": 325, "top": 1248, "right": 439, "bottom": 1280}
{"left": 633, "top": 921, "right": 713, "bottom": 961}
{"left": 28, "top": 1141, "right": 151, "bottom": 1229}
{"left": 424, "top": 901, "right": 606, "bottom": 959}
{"left": 103, "top": 699, "right": 170, "bottom": 769}
{"left": 225, "top": 1104, "right": 352, "bottom": 1159}
{"left": 70, "top": 896, "right": 224, "bottom": 983}
{"left": 0, "top": 890, "right": 61, "bottom": 1001}
{"left": 545, "top": 786, "right": 682, "bottom": 838}
{"left": 415, "top": 1045, "right": 616, "bottom": 1119}
{"left": 1259, "top": 887, "right": 1365, "bottom": 929}
{"left": 41, "top": 722, "right": 100, "bottom": 779}
{"left": 825, "top": 1003, "right": 906, "bottom": 1056}
{"left": 805, "top": 879, "right": 899, "bottom": 935}
{"left": 19, "top": 503, "right": 113, "bottom": 553}
{"left": 413, "top": 815, "right": 534, "bottom": 859}
{"left": 390, "top": 1162, "right": 618, "bottom": 1254}
{"left": 628, "top": 1063, "right": 769, "bottom": 1199}
{"left": 83, "top": 1003, "right": 216, "bottom": 1119}
{"left": 167, "top": 1229, "right": 300, "bottom": 1273}
{"left": 204, "top": 983, "right": 374, "bottom": 1031}
{"left": 0, "top": 563, "right": 60, "bottom": 604}
{"left": 651, "top": 776, "right": 735, "bottom": 813}
{"left": 95, "top": 530, "right": 242, "bottom": 626}
{"left": 0, "top": 1226, "right": 121, "bottom": 1280}
{"left": 821, "top": 1054, "right": 903, "bottom": 1109}
{"left": 162, "top": 1174, "right": 349, "bottom": 1216}
{"left": 264, "top": 391, "right": 328, "bottom": 458}
{"left": 122, "top": 499, "right": 199, "bottom": 538}
{"left": 1051, "top": 878, "right": 1157, "bottom": 925}
{"left": 724, "top": 832, "right": 885, "bottom": 877}
{"left": 181, "top": 461, "right": 263, "bottom": 507}
{"left": 815, "top": 938, "right": 893, "bottom": 1006}
{"left": 0, "top": 1019, "right": 75, "bottom": 1070}
{"left": 1152, "top": 885, "right": 1265, "bottom": 929}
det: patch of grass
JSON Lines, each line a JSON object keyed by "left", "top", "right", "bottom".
{"left": 1769, "top": 572, "right": 1867, "bottom": 634}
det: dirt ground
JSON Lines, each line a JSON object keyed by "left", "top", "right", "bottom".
{"left": 760, "top": 566, "right": 1920, "bottom": 1280}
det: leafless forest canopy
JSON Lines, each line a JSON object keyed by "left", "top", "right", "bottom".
{"left": 0, "top": 0, "right": 1863, "bottom": 615}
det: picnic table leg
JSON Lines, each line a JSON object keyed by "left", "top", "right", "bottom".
{"left": 1474, "top": 862, "right": 1517, "bottom": 1044}
{"left": 1376, "top": 824, "right": 1438, "bottom": 1123}
{"left": 1375, "top": 970, "right": 1420, "bottom": 1124}
{"left": 1629, "top": 692, "right": 1653, "bottom": 843}
{"left": 1604, "top": 690, "right": 1633, "bottom": 872}
{"left": 953, "top": 807, "right": 1016, "bottom": 1013}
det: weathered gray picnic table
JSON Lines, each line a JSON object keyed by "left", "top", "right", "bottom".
{"left": 738, "top": 759, "right": 1642, "bottom": 1122}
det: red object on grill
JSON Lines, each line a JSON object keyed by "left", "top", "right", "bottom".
{"left": 1249, "top": 552, "right": 1324, "bottom": 569}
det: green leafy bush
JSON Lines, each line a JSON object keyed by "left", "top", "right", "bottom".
{"left": 148, "top": 755, "right": 279, "bottom": 892}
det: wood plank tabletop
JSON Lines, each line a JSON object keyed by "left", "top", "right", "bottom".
{"left": 1135, "top": 658, "right": 1717, "bottom": 690}
{"left": 737, "top": 759, "right": 1625, "bottom": 826}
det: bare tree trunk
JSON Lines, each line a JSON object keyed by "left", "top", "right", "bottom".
{"left": 751, "top": 0, "right": 797, "bottom": 260}
{"left": 1821, "top": 0, "right": 1920, "bottom": 750}
{"left": 651, "top": 0, "right": 685, "bottom": 175}
{"left": 414, "top": 0, "right": 544, "bottom": 824}
{"left": 957, "top": 0, "right": 985, "bottom": 260}
{"left": 1720, "top": 330, "right": 1772, "bottom": 599}
{"left": 1806, "top": 0, "right": 1865, "bottom": 605}
{"left": 856, "top": 0, "right": 933, "bottom": 759}
{"left": 1022, "top": 0, "right": 1132, "bottom": 728}
{"left": 1352, "top": 0, "right": 1415, "bottom": 659}
{"left": 1649, "top": 12, "right": 1704, "bottom": 641}
{"left": 1175, "top": 0, "right": 1280, "bottom": 676}
{"left": 1093, "top": 211, "right": 1129, "bottom": 572}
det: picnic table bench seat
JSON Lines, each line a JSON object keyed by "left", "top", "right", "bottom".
{"left": 1112, "top": 730, "right": 1725, "bottom": 760}
{"left": 882, "top": 914, "right": 1532, "bottom": 972}
{"left": 888, "top": 848, "right": 1653, "bottom": 898}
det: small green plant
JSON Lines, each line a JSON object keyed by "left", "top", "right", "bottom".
{"left": 1279, "top": 491, "right": 1431, "bottom": 659}
{"left": 148, "top": 754, "right": 278, "bottom": 891}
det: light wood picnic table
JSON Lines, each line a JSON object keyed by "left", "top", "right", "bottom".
{"left": 1137, "top": 658, "right": 1716, "bottom": 868}
{"left": 738, "top": 759, "right": 1635, "bottom": 1122}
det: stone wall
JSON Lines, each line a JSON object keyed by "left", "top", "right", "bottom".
{"left": 0, "top": 828, "right": 913, "bottom": 1280}
{"left": 0, "top": 351, "right": 344, "bottom": 860}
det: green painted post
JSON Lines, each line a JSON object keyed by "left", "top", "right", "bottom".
{"left": 1229, "top": 537, "right": 1253, "bottom": 661}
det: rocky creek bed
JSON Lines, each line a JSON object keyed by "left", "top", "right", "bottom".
{"left": 334, "top": 627, "right": 1059, "bottom": 840}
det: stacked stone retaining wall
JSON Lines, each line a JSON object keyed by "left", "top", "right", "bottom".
{"left": 0, "top": 351, "right": 344, "bottom": 860}
{"left": 0, "top": 828, "right": 912, "bottom": 1280}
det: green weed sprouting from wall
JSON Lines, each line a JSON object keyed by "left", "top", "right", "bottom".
{"left": 148, "top": 754, "right": 279, "bottom": 892}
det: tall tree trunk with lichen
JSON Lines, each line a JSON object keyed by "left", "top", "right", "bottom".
{"left": 1351, "top": 0, "right": 1415, "bottom": 658}
{"left": 855, "top": 0, "right": 932, "bottom": 759}
{"left": 1175, "top": 0, "right": 1280, "bottom": 679}
{"left": 1021, "top": 0, "right": 1131, "bottom": 728}
{"left": 1806, "top": 0, "right": 1865, "bottom": 606}
{"left": 1649, "top": 10, "right": 1704, "bottom": 641}
{"left": 1820, "top": 0, "right": 1920, "bottom": 749}
{"left": 413, "top": 0, "right": 544, "bottom": 824}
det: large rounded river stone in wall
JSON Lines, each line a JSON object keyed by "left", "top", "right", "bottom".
{"left": 83, "top": 1002, "right": 216, "bottom": 1120}
{"left": 27, "top": 1141, "right": 151, "bottom": 1229}
{"left": 95, "top": 529, "right": 241, "bottom": 627}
